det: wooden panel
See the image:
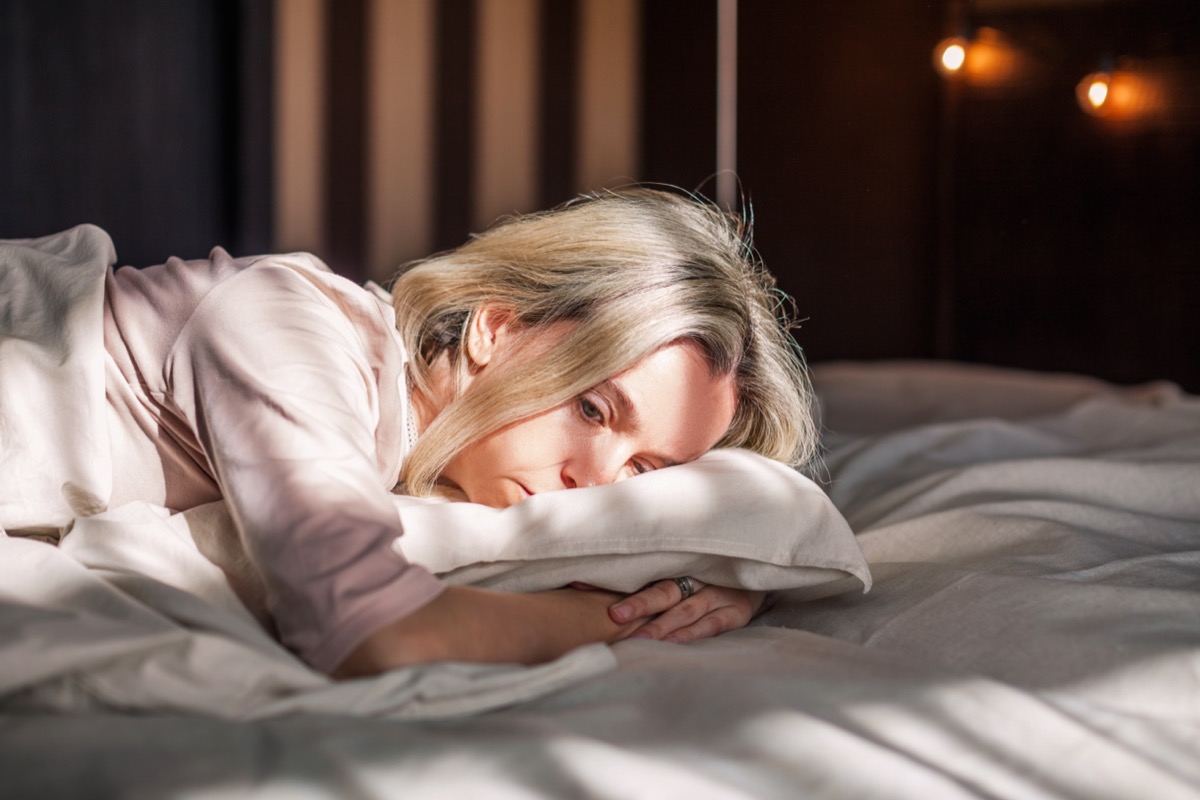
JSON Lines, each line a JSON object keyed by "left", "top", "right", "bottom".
{"left": 640, "top": 0, "right": 718, "bottom": 193}
{"left": 433, "top": 0, "right": 478, "bottom": 251}
{"left": 366, "top": 0, "right": 435, "bottom": 282}
{"left": 737, "top": 0, "right": 943, "bottom": 364}
{"left": 538, "top": 0, "right": 581, "bottom": 207}
{"left": 274, "top": 0, "right": 326, "bottom": 257}
{"left": 576, "top": 0, "right": 642, "bottom": 192}
{"left": 475, "top": 0, "right": 540, "bottom": 229}
{"left": 0, "top": 0, "right": 271, "bottom": 266}
{"left": 324, "top": 0, "right": 366, "bottom": 280}
{"left": 231, "top": 0, "right": 276, "bottom": 257}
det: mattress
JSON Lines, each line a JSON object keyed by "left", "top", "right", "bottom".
{"left": 3, "top": 359, "right": 1199, "bottom": 799}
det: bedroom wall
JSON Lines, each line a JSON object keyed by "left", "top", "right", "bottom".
{"left": 646, "top": 0, "right": 945, "bottom": 366}
{"left": 3, "top": 0, "right": 1196, "bottom": 390}
{"left": 0, "top": 0, "right": 272, "bottom": 268}
{"left": 643, "top": 0, "right": 1200, "bottom": 391}
{"left": 0, "top": 0, "right": 641, "bottom": 283}
{"left": 941, "top": 0, "right": 1200, "bottom": 391}
{"left": 273, "top": 0, "right": 643, "bottom": 283}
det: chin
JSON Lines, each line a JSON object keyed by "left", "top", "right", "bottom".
{"left": 457, "top": 477, "right": 534, "bottom": 509}
{"left": 495, "top": 483, "right": 534, "bottom": 509}
{"left": 462, "top": 486, "right": 514, "bottom": 509}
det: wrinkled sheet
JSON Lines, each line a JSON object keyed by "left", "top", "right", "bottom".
{"left": 5, "top": 360, "right": 1200, "bottom": 799}
{"left": 0, "top": 513, "right": 616, "bottom": 720}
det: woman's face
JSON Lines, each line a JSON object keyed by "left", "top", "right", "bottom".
{"left": 440, "top": 331, "right": 738, "bottom": 509}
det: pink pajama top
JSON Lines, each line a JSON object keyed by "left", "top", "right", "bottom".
{"left": 102, "top": 248, "right": 445, "bottom": 673}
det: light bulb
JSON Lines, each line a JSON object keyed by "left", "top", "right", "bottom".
{"left": 934, "top": 37, "right": 969, "bottom": 77}
{"left": 1077, "top": 71, "right": 1113, "bottom": 116}
{"left": 1076, "top": 64, "right": 1166, "bottom": 121}
{"left": 942, "top": 43, "right": 966, "bottom": 72}
{"left": 933, "top": 29, "right": 1021, "bottom": 85}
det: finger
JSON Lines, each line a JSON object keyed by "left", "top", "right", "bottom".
{"left": 665, "top": 589, "right": 765, "bottom": 642}
{"left": 608, "top": 578, "right": 706, "bottom": 624}
{"left": 661, "top": 605, "right": 749, "bottom": 644}
{"left": 625, "top": 589, "right": 715, "bottom": 640}
{"left": 629, "top": 586, "right": 757, "bottom": 642}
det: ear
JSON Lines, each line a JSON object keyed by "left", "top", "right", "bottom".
{"left": 464, "top": 304, "right": 516, "bottom": 368}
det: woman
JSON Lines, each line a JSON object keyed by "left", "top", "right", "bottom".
{"left": 5, "top": 188, "right": 816, "bottom": 678}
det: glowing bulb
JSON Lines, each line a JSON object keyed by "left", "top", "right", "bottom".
{"left": 942, "top": 43, "right": 966, "bottom": 72}
{"left": 1077, "top": 71, "right": 1115, "bottom": 116}
{"left": 934, "top": 29, "right": 1024, "bottom": 86}
{"left": 933, "top": 37, "right": 969, "bottom": 77}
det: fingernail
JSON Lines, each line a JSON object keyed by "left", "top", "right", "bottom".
{"left": 629, "top": 630, "right": 652, "bottom": 639}
{"left": 611, "top": 603, "right": 632, "bottom": 623}
{"left": 664, "top": 635, "right": 680, "bottom": 644}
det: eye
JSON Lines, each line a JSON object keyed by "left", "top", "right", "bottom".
{"left": 578, "top": 395, "right": 606, "bottom": 425}
{"left": 629, "top": 459, "right": 654, "bottom": 476}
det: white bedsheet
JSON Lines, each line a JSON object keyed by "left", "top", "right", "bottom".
{"left": 4, "top": 360, "right": 1199, "bottom": 799}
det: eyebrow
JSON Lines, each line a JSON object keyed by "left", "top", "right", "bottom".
{"left": 601, "top": 378, "right": 639, "bottom": 427}
{"left": 601, "top": 379, "right": 680, "bottom": 469}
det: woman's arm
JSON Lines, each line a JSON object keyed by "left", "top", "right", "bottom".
{"left": 166, "top": 260, "right": 445, "bottom": 672}
{"left": 334, "top": 581, "right": 768, "bottom": 678}
{"left": 332, "top": 584, "right": 646, "bottom": 677}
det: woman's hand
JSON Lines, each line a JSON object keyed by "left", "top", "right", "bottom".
{"left": 607, "top": 580, "right": 767, "bottom": 644}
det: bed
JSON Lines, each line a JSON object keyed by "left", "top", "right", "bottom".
{"left": 3, "top": 345, "right": 1198, "bottom": 798}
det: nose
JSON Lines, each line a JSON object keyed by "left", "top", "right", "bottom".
{"left": 561, "top": 442, "right": 626, "bottom": 490}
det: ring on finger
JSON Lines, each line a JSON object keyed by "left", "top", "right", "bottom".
{"left": 672, "top": 576, "right": 696, "bottom": 601}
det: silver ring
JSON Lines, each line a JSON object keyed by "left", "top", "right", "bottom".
{"left": 672, "top": 576, "right": 695, "bottom": 601}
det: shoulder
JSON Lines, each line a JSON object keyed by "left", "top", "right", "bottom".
{"left": 124, "top": 248, "right": 380, "bottom": 335}
{"left": 213, "top": 251, "right": 384, "bottom": 320}
{"left": 173, "top": 251, "right": 404, "bottom": 367}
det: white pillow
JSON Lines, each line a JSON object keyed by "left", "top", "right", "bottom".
{"left": 392, "top": 448, "right": 871, "bottom": 597}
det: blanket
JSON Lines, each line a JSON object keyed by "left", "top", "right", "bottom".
{"left": 0, "top": 226, "right": 867, "bottom": 718}
{"left": 2, "top": 361, "right": 1199, "bottom": 798}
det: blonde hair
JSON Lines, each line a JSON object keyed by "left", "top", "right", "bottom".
{"left": 389, "top": 187, "right": 816, "bottom": 496}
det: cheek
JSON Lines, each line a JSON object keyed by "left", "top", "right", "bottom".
{"left": 470, "top": 405, "right": 581, "bottom": 471}
{"left": 503, "top": 407, "right": 580, "bottom": 460}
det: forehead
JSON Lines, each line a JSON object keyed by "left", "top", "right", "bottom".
{"left": 610, "top": 341, "right": 737, "bottom": 463}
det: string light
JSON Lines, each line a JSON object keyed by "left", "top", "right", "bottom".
{"left": 1078, "top": 71, "right": 1111, "bottom": 113}
{"left": 932, "top": 28, "right": 1022, "bottom": 86}
{"left": 934, "top": 37, "right": 969, "bottom": 76}
{"left": 931, "top": 17, "right": 1178, "bottom": 123}
{"left": 1076, "top": 59, "right": 1167, "bottom": 121}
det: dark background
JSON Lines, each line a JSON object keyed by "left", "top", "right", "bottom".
{"left": 3, "top": 0, "right": 1197, "bottom": 390}
{"left": 0, "top": 0, "right": 274, "bottom": 263}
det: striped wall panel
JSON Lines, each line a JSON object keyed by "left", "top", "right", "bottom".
{"left": 275, "top": 0, "right": 644, "bottom": 284}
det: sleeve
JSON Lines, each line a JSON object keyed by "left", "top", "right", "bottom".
{"left": 164, "top": 262, "right": 445, "bottom": 673}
